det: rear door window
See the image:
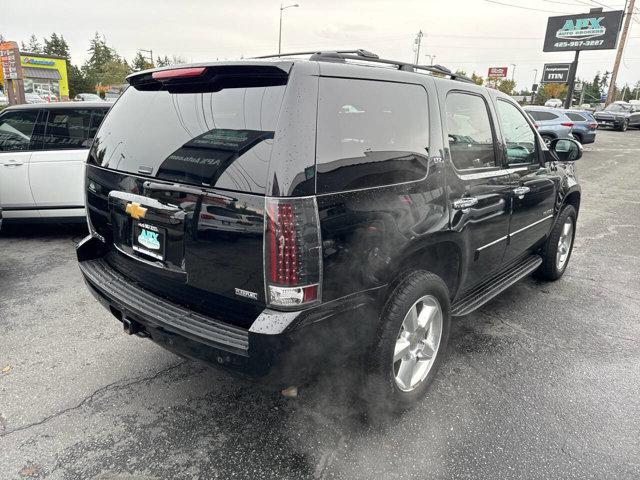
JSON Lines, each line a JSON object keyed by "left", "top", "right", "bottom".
{"left": 315, "top": 78, "right": 429, "bottom": 193}
{"left": 565, "top": 112, "right": 587, "bottom": 122}
{"left": 42, "top": 109, "right": 95, "bottom": 150}
{"left": 527, "top": 111, "right": 558, "bottom": 121}
{"left": 0, "top": 110, "right": 39, "bottom": 151}
{"left": 89, "top": 85, "right": 286, "bottom": 194}
{"left": 445, "top": 92, "right": 497, "bottom": 170}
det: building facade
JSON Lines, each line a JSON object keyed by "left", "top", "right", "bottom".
{"left": 0, "top": 52, "right": 69, "bottom": 101}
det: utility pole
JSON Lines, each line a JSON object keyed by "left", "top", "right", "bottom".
{"left": 606, "top": 0, "right": 635, "bottom": 106}
{"left": 510, "top": 63, "right": 516, "bottom": 82}
{"left": 139, "top": 49, "right": 154, "bottom": 67}
{"left": 413, "top": 30, "right": 423, "bottom": 64}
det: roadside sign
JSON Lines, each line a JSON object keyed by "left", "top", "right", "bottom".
{"left": 532, "top": 83, "right": 539, "bottom": 92}
{"left": 487, "top": 67, "right": 508, "bottom": 78}
{"left": 543, "top": 10, "right": 624, "bottom": 52}
{"left": 541, "top": 63, "right": 571, "bottom": 83}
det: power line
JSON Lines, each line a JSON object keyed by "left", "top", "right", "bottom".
{"left": 484, "top": 0, "right": 572, "bottom": 13}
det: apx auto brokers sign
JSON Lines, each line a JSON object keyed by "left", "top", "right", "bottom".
{"left": 543, "top": 10, "right": 623, "bottom": 52}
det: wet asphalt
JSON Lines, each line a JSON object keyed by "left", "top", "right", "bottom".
{"left": 0, "top": 129, "right": 639, "bottom": 479}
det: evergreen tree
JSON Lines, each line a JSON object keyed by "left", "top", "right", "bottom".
{"left": 26, "top": 34, "right": 42, "bottom": 53}
{"left": 43, "top": 33, "right": 70, "bottom": 59}
{"left": 132, "top": 52, "right": 153, "bottom": 71}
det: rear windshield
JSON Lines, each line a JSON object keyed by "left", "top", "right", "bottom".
{"left": 89, "top": 85, "right": 286, "bottom": 194}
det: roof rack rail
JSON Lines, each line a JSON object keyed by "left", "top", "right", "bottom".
{"left": 252, "top": 49, "right": 474, "bottom": 84}
{"left": 254, "top": 49, "right": 379, "bottom": 60}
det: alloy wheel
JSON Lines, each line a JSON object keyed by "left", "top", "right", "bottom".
{"left": 556, "top": 217, "right": 574, "bottom": 271}
{"left": 393, "top": 295, "right": 443, "bottom": 392}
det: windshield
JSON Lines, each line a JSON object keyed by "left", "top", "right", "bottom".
{"left": 605, "top": 104, "right": 630, "bottom": 112}
{"left": 88, "top": 84, "right": 286, "bottom": 194}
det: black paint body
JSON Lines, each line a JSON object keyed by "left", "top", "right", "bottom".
{"left": 77, "top": 60, "right": 581, "bottom": 386}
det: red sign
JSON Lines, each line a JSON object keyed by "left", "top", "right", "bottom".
{"left": 487, "top": 67, "right": 508, "bottom": 78}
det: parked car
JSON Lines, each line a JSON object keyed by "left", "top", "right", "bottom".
{"left": 523, "top": 106, "right": 575, "bottom": 145}
{"left": 564, "top": 110, "right": 598, "bottom": 144}
{"left": 74, "top": 93, "right": 104, "bottom": 102}
{"left": 544, "top": 98, "right": 563, "bottom": 108}
{"left": 76, "top": 53, "right": 582, "bottom": 411}
{"left": 25, "top": 92, "right": 46, "bottom": 104}
{"left": 593, "top": 101, "right": 640, "bottom": 131}
{"left": 0, "top": 102, "right": 110, "bottom": 222}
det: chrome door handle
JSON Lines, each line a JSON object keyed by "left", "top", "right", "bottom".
{"left": 3, "top": 161, "right": 24, "bottom": 167}
{"left": 513, "top": 186, "right": 530, "bottom": 198}
{"left": 452, "top": 197, "right": 479, "bottom": 211}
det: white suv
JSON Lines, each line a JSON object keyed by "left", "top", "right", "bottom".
{"left": 0, "top": 102, "right": 109, "bottom": 221}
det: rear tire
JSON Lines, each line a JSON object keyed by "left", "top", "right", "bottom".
{"left": 362, "top": 271, "right": 451, "bottom": 418}
{"left": 619, "top": 119, "right": 629, "bottom": 132}
{"left": 535, "top": 205, "right": 577, "bottom": 281}
{"left": 572, "top": 133, "right": 583, "bottom": 144}
{"left": 541, "top": 134, "right": 554, "bottom": 146}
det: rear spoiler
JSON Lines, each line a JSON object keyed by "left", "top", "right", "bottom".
{"left": 128, "top": 63, "right": 292, "bottom": 93}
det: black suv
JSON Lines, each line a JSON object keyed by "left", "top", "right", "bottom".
{"left": 77, "top": 50, "right": 582, "bottom": 409}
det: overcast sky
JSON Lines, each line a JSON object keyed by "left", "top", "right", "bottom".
{"left": 3, "top": 0, "right": 639, "bottom": 91}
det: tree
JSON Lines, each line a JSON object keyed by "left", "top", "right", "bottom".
{"left": 470, "top": 72, "right": 484, "bottom": 86}
{"left": 156, "top": 54, "right": 187, "bottom": 67}
{"left": 132, "top": 52, "right": 153, "bottom": 72}
{"left": 82, "top": 33, "right": 130, "bottom": 90}
{"left": 495, "top": 79, "right": 516, "bottom": 95}
{"left": 68, "top": 64, "right": 93, "bottom": 97}
{"left": 26, "top": 34, "right": 42, "bottom": 53}
{"left": 43, "top": 33, "right": 70, "bottom": 59}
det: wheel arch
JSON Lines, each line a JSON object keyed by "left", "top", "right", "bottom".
{"left": 384, "top": 239, "right": 464, "bottom": 301}
{"left": 564, "top": 189, "right": 581, "bottom": 214}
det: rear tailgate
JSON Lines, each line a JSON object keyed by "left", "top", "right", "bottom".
{"left": 85, "top": 64, "right": 291, "bottom": 328}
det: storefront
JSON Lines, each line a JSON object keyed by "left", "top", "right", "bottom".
{"left": 21, "top": 53, "right": 69, "bottom": 101}
{"left": 0, "top": 52, "right": 69, "bottom": 101}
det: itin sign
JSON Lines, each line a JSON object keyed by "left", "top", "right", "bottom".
{"left": 543, "top": 10, "right": 623, "bottom": 52}
{"left": 541, "top": 63, "right": 571, "bottom": 83}
{"left": 487, "top": 67, "right": 508, "bottom": 79}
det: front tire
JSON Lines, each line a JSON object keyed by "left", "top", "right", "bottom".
{"left": 619, "top": 119, "right": 629, "bottom": 132}
{"left": 363, "top": 271, "right": 451, "bottom": 416}
{"left": 536, "top": 205, "right": 577, "bottom": 280}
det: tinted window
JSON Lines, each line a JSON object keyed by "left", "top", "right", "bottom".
{"left": 527, "top": 110, "right": 558, "bottom": 121}
{"left": 0, "top": 110, "right": 38, "bottom": 152}
{"left": 89, "top": 109, "right": 108, "bottom": 139}
{"left": 316, "top": 78, "right": 429, "bottom": 193}
{"left": 497, "top": 100, "right": 537, "bottom": 165}
{"left": 89, "top": 86, "right": 286, "bottom": 194}
{"left": 43, "top": 109, "right": 95, "bottom": 150}
{"left": 445, "top": 92, "right": 496, "bottom": 170}
{"left": 566, "top": 112, "right": 586, "bottom": 122}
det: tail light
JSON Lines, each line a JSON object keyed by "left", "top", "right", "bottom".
{"left": 264, "top": 197, "right": 322, "bottom": 309}
{"left": 533, "top": 123, "right": 539, "bottom": 129}
{"left": 561, "top": 122, "right": 574, "bottom": 127}
{"left": 588, "top": 122, "right": 598, "bottom": 129}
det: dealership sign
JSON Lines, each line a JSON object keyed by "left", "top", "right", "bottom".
{"left": 543, "top": 10, "right": 624, "bottom": 52}
{"left": 487, "top": 67, "right": 508, "bottom": 78}
{"left": 541, "top": 63, "right": 572, "bottom": 83}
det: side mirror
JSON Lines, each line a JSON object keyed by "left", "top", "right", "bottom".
{"left": 548, "top": 138, "right": 582, "bottom": 162}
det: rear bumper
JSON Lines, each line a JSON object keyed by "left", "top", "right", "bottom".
{"left": 575, "top": 131, "right": 596, "bottom": 144}
{"left": 77, "top": 236, "right": 381, "bottom": 387}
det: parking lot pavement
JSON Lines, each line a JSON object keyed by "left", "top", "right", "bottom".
{"left": 1, "top": 129, "right": 639, "bottom": 480}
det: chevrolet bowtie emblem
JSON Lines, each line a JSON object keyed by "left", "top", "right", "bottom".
{"left": 125, "top": 202, "right": 147, "bottom": 220}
